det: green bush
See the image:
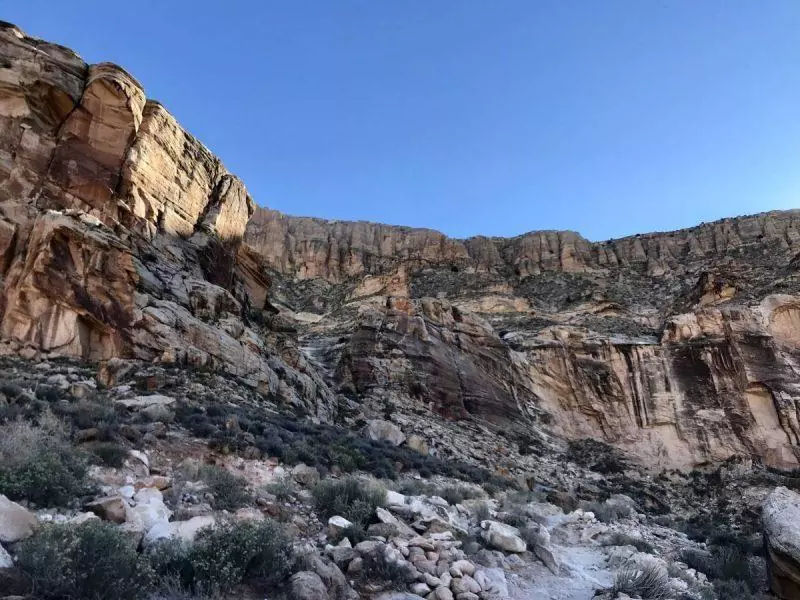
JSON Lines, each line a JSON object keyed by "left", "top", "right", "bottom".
{"left": 581, "top": 500, "right": 633, "bottom": 523}
{"left": 199, "top": 465, "right": 252, "bottom": 511}
{"left": 188, "top": 520, "right": 295, "bottom": 591}
{"left": 16, "top": 521, "right": 154, "bottom": 600}
{"left": 680, "top": 542, "right": 765, "bottom": 593}
{"left": 87, "top": 441, "right": 129, "bottom": 468}
{"left": 0, "top": 420, "right": 88, "bottom": 506}
{"left": 312, "top": 477, "right": 386, "bottom": 528}
{"left": 263, "top": 476, "right": 296, "bottom": 502}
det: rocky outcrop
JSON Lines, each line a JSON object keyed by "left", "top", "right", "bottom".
{"left": 0, "top": 22, "right": 335, "bottom": 419}
{"left": 764, "top": 487, "right": 800, "bottom": 599}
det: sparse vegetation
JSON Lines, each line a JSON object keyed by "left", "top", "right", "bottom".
{"left": 680, "top": 537, "right": 765, "bottom": 596}
{"left": 147, "top": 520, "right": 295, "bottom": 594}
{"left": 199, "top": 465, "right": 252, "bottom": 511}
{"left": 0, "top": 417, "right": 90, "bottom": 506}
{"left": 312, "top": 476, "right": 386, "bottom": 528}
{"left": 16, "top": 521, "right": 154, "bottom": 600}
{"left": 611, "top": 564, "right": 670, "bottom": 599}
{"left": 397, "top": 480, "right": 484, "bottom": 504}
{"left": 174, "top": 400, "right": 507, "bottom": 485}
{"left": 86, "top": 440, "right": 129, "bottom": 468}
{"left": 263, "top": 476, "right": 296, "bottom": 502}
{"left": 602, "top": 532, "right": 655, "bottom": 554}
{"left": 567, "top": 438, "right": 628, "bottom": 474}
{"left": 188, "top": 520, "right": 296, "bottom": 591}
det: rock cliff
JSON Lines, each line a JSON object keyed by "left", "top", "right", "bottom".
{"left": 246, "top": 207, "right": 800, "bottom": 469}
{"left": 0, "top": 22, "right": 334, "bottom": 419}
{"left": 3, "top": 21, "right": 800, "bottom": 470}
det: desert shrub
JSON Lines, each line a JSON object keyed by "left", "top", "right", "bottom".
{"left": 602, "top": 532, "right": 655, "bottom": 554}
{"left": 199, "top": 465, "right": 252, "bottom": 511}
{"left": 680, "top": 542, "right": 764, "bottom": 593}
{"left": 581, "top": 500, "right": 633, "bottom": 523}
{"left": 312, "top": 476, "right": 386, "bottom": 528}
{"left": 358, "top": 551, "right": 412, "bottom": 588}
{"left": 702, "top": 579, "right": 758, "bottom": 600}
{"left": 0, "top": 418, "right": 89, "bottom": 506}
{"left": 16, "top": 521, "right": 154, "bottom": 600}
{"left": 567, "top": 438, "right": 628, "bottom": 474}
{"left": 188, "top": 520, "right": 295, "bottom": 591}
{"left": 499, "top": 511, "right": 528, "bottom": 528}
{"left": 175, "top": 400, "right": 507, "bottom": 487}
{"left": 147, "top": 537, "right": 193, "bottom": 586}
{"left": 397, "top": 480, "right": 484, "bottom": 504}
{"left": 87, "top": 441, "right": 129, "bottom": 468}
{"left": 474, "top": 501, "right": 490, "bottom": 524}
{"left": 263, "top": 476, "right": 296, "bottom": 502}
{"left": 334, "top": 524, "right": 369, "bottom": 545}
{"left": 611, "top": 564, "right": 670, "bottom": 599}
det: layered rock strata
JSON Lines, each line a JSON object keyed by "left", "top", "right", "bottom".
{"left": 246, "top": 208, "right": 800, "bottom": 469}
{"left": 4, "top": 21, "right": 800, "bottom": 468}
{"left": 0, "top": 22, "right": 334, "bottom": 419}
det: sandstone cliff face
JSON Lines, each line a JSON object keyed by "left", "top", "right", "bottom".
{"left": 0, "top": 22, "right": 335, "bottom": 420}
{"left": 246, "top": 206, "right": 800, "bottom": 469}
{"left": 3, "top": 22, "right": 800, "bottom": 470}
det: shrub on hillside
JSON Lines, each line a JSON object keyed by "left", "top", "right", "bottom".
{"left": 199, "top": 465, "right": 252, "bottom": 511}
{"left": 0, "top": 418, "right": 89, "bottom": 506}
{"left": 188, "top": 520, "right": 296, "bottom": 591}
{"left": 175, "top": 400, "right": 507, "bottom": 486}
{"left": 16, "top": 521, "right": 154, "bottom": 600}
{"left": 567, "top": 438, "right": 628, "bottom": 474}
{"left": 312, "top": 477, "right": 386, "bottom": 528}
{"left": 680, "top": 541, "right": 765, "bottom": 594}
{"left": 397, "top": 480, "right": 484, "bottom": 505}
{"left": 611, "top": 564, "right": 669, "bottom": 599}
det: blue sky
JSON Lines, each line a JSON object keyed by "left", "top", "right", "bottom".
{"left": 6, "top": 1, "right": 800, "bottom": 240}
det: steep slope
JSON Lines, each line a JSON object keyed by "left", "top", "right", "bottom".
{"left": 245, "top": 208, "right": 800, "bottom": 468}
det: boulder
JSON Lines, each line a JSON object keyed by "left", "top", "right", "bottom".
{"left": 473, "top": 568, "right": 509, "bottom": 599}
{"left": 480, "top": 520, "right": 526, "bottom": 553}
{"left": 0, "top": 495, "right": 38, "bottom": 543}
{"left": 407, "top": 434, "right": 429, "bottom": 455}
{"left": 328, "top": 515, "right": 353, "bottom": 538}
{"left": 376, "top": 507, "right": 417, "bottom": 537}
{"left": 290, "top": 571, "right": 330, "bottom": 600}
{"left": 764, "top": 486, "right": 800, "bottom": 599}
{"left": 85, "top": 496, "right": 128, "bottom": 523}
{"left": 364, "top": 419, "right": 406, "bottom": 446}
{"left": 0, "top": 542, "right": 12, "bottom": 568}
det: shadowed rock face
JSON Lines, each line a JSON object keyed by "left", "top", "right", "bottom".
{"left": 0, "top": 22, "right": 335, "bottom": 420}
{"left": 3, "top": 21, "right": 800, "bottom": 468}
{"left": 246, "top": 206, "right": 800, "bottom": 469}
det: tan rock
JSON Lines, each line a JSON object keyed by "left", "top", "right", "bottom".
{"left": 0, "top": 494, "right": 38, "bottom": 543}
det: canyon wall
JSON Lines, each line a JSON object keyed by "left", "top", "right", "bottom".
{"left": 3, "top": 21, "right": 800, "bottom": 469}
{"left": 246, "top": 208, "right": 800, "bottom": 469}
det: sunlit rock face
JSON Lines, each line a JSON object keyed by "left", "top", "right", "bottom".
{"left": 246, "top": 204, "right": 800, "bottom": 469}
{"left": 4, "top": 21, "right": 800, "bottom": 468}
{"left": 0, "top": 22, "right": 336, "bottom": 420}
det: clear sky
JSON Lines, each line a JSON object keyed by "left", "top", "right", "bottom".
{"left": 6, "top": 1, "right": 800, "bottom": 240}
